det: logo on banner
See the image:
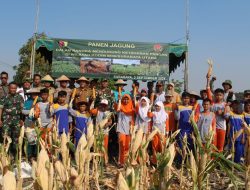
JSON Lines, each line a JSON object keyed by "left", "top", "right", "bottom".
{"left": 153, "top": 44, "right": 163, "bottom": 52}
{"left": 58, "top": 40, "right": 68, "bottom": 48}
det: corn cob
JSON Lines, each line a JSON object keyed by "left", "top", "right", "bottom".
{"left": 117, "top": 172, "right": 130, "bottom": 190}
{"left": 37, "top": 148, "right": 49, "bottom": 190}
{"left": 55, "top": 160, "right": 68, "bottom": 184}
{"left": 2, "top": 170, "right": 16, "bottom": 190}
{"left": 207, "top": 59, "right": 213, "bottom": 78}
{"left": 60, "top": 132, "right": 69, "bottom": 167}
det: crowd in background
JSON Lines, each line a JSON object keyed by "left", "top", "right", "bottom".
{"left": 0, "top": 70, "right": 250, "bottom": 167}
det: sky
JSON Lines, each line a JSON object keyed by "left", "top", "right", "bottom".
{"left": 0, "top": 0, "right": 249, "bottom": 92}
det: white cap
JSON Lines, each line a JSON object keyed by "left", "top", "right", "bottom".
{"left": 100, "top": 99, "right": 109, "bottom": 105}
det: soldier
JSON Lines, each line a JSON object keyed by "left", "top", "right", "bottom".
{"left": 95, "top": 79, "right": 114, "bottom": 109}
{"left": 54, "top": 75, "right": 72, "bottom": 103}
{"left": 0, "top": 82, "right": 24, "bottom": 159}
{"left": 41, "top": 74, "right": 55, "bottom": 96}
{"left": 75, "top": 76, "right": 93, "bottom": 105}
{"left": 0, "top": 71, "right": 9, "bottom": 98}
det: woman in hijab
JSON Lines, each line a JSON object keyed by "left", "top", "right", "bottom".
{"left": 148, "top": 101, "right": 168, "bottom": 164}
{"left": 115, "top": 94, "right": 135, "bottom": 167}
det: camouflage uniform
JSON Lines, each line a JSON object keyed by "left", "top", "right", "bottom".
{"left": 0, "top": 84, "right": 9, "bottom": 98}
{"left": 95, "top": 88, "right": 114, "bottom": 110}
{"left": 0, "top": 94, "right": 24, "bottom": 157}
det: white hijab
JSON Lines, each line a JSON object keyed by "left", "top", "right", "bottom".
{"left": 153, "top": 101, "right": 167, "bottom": 124}
{"left": 138, "top": 97, "right": 151, "bottom": 122}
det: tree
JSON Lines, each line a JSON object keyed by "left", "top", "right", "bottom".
{"left": 13, "top": 33, "right": 51, "bottom": 84}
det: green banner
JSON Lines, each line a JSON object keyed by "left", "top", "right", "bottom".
{"left": 51, "top": 38, "right": 186, "bottom": 80}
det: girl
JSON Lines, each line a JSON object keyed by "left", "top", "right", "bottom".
{"left": 148, "top": 101, "right": 168, "bottom": 164}
{"left": 90, "top": 99, "right": 113, "bottom": 164}
{"left": 116, "top": 94, "right": 135, "bottom": 167}
{"left": 135, "top": 97, "right": 151, "bottom": 135}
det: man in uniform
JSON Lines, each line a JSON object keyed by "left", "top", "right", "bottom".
{"left": 75, "top": 76, "right": 93, "bottom": 105}
{"left": 17, "top": 78, "right": 32, "bottom": 101}
{"left": 54, "top": 75, "right": 72, "bottom": 103}
{"left": 95, "top": 78, "right": 114, "bottom": 110}
{"left": 0, "top": 82, "right": 24, "bottom": 159}
{"left": 0, "top": 71, "right": 9, "bottom": 98}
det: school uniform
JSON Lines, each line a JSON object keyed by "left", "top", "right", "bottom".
{"left": 116, "top": 94, "right": 134, "bottom": 165}
{"left": 135, "top": 97, "right": 151, "bottom": 134}
{"left": 148, "top": 101, "right": 168, "bottom": 164}
{"left": 70, "top": 107, "right": 91, "bottom": 146}
{"left": 197, "top": 112, "right": 216, "bottom": 144}
{"left": 226, "top": 112, "right": 244, "bottom": 163}
{"left": 51, "top": 103, "right": 69, "bottom": 135}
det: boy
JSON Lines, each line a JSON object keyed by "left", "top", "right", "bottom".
{"left": 225, "top": 100, "right": 244, "bottom": 163}
{"left": 51, "top": 91, "right": 69, "bottom": 135}
{"left": 22, "top": 88, "right": 40, "bottom": 160}
{"left": 197, "top": 98, "right": 216, "bottom": 145}
{"left": 244, "top": 100, "right": 250, "bottom": 125}
{"left": 164, "top": 93, "right": 177, "bottom": 135}
{"left": 35, "top": 88, "right": 53, "bottom": 140}
{"left": 69, "top": 101, "right": 91, "bottom": 146}
{"left": 175, "top": 92, "right": 196, "bottom": 151}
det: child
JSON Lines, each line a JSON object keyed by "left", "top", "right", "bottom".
{"left": 116, "top": 94, "right": 135, "bottom": 167}
{"left": 208, "top": 88, "right": 228, "bottom": 152}
{"left": 164, "top": 93, "right": 177, "bottom": 135}
{"left": 135, "top": 97, "right": 151, "bottom": 135}
{"left": 148, "top": 101, "right": 168, "bottom": 164}
{"left": 175, "top": 92, "right": 197, "bottom": 159}
{"left": 244, "top": 100, "right": 250, "bottom": 125}
{"left": 90, "top": 99, "right": 112, "bottom": 163}
{"left": 51, "top": 91, "right": 69, "bottom": 135}
{"left": 197, "top": 98, "right": 216, "bottom": 145}
{"left": 69, "top": 101, "right": 91, "bottom": 146}
{"left": 225, "top": 100, "right": 244, "bottom": 163}
{"left": 22, "top": 88, "right": 39, "bottom": 160}
{"left": 35, "top": 88, "right": 53, "bottom": 141}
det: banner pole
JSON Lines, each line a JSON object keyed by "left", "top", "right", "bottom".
{"left": 184, "top": 0, "right": 190, "bottom": 91}
{"left": 30, "top": 0, "right": 40, "bottom": 79}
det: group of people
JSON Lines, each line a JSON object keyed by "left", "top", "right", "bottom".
{"left": 0, "top": 70, "right": 249, "bottom": 167}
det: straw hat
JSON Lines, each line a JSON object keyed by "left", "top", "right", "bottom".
{"left": 56, "top": 75, "right": 70, "bottom": 82}
{"left": 167, "top": 82, "right": 175, "bottom": 87}
{"left": 189, "top": 90, "right": 201, "bottom": 99}
{"left": 76, "top": 76, "right": 89, "bottom": 83}
{"left": 26, "top": 88, "right": 40, "bottom": 94}
{"left": 41, "top": 75, "right": 54, "bottom": 82}
{"left": 114, "top": 79, "right": 127, "bottom": 86}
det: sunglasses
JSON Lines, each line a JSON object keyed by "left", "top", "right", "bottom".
{"left": 1, "top": 77, "right": 7, "bottom": 79}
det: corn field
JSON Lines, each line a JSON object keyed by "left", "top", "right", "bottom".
{"left": 0, "top": 115, "right": 248, "bottom": 190}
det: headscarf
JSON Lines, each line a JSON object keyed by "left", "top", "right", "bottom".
{"left": 120, "top": 94, "right": 134, "bottom": 116}
{"left": 153, "top": 101, "right": 167, "bottom": 124}
{"left": 138, "top": 97, "right": 150, "bottom": 122}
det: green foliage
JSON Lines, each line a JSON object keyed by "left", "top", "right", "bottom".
{"left": 170, "top": 79, "right": 184, "bottom": 93}
{"left": 13, "top": 33, "right": 51, "bottom": 84}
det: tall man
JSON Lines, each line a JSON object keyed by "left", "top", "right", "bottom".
{"left": 0, "top": 71, "right": 9, "bottom": 98}
{"left": 33, "top": 74, "right": 42, "bottom": 89}
{"left": 0, "top": 82, "right": 24, "bottom": 159}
